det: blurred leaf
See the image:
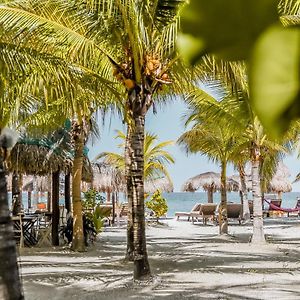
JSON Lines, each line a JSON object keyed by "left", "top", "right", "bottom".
{"left": 177, "top": 34, "right": 205, "bottom": 65}
{"left": 250, "top": 25, "right": 300, "bottom": 137}
{"left": 179, "top": 0, "right": 279, "bottom": 62}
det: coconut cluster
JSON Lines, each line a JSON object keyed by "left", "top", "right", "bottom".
{"left": 112, "top": 52, "right": 171, "bottom": 90}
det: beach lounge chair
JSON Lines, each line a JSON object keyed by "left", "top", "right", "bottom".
{"left": 190, "top": 203, "right": 217, "bottom": 225}
{"left": 175, "top": 203, "right": 202, "bottom": 221}
{"left": 227, "top": 203, "right": 242, "bottom": 224}
{"left": 294, "top": 198, "right": 300, "bottom": 217}
{"left": 285, "top": 199, "right": 300, "bottom": 217}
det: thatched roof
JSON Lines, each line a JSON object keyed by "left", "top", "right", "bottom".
{"left": 268, "top": 162, "right": 292, "bottom": 193}
{"left": 229, "top": 174, "right": 252, "bottom": 191}
{"left": 145, "top": 177, "right": 173, "bottom": 194}
{"left": 268, "top": 177, "right": 292, "bottom": 193}
{"left": 274, "top": 162, "right": 291, "bottom": 178}
{"left": 182, "top": 171, "right": 239, "bottom": 192}
{"left": 6, "top": 174, "right": 29, "bottom": 192}
{"left": 8, "top": 143, "right": 72, "bottom": 175}
{"left": 91, "top": 162, "right": 124, "bottom": 193}
{"left": 22, "top": 176, "right": 52, "bottom": 192}
{"left": 8, "top": 143, "right": 93, "bottom": 182}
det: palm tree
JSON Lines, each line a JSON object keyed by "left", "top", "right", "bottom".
{"left": 0, "top": 0, "right": 247, "bottom": 278}
{"left": 25, "top": 104, "right": 105, "bottom": 251}
{"left": 185, "top": 89, "right": 292, "bottom": 243}
{"left": 96, "top": 130, "right": 175, "bottom": 182}
{"left": 178, "top": 110, "right": 239, "bottom": 234}
{"left": 0, "top": 128, "right": 24, "bottom": 299}
{"left": 96, "top": 129, "right": 175, "bottom": 262}
{"left": 0, "top": 0, "right": 121, "bottom": 251}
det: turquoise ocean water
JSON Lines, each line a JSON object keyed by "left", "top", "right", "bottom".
{"left": 13, "top": 191, "right": 300, "bottom": 218}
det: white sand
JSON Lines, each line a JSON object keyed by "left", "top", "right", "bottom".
{"left": 21, "top": 218, "right": 300, "bottom": 299}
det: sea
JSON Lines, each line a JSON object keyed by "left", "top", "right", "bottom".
{"left": 9, "top": 191, "right": 300, "bottom": 218}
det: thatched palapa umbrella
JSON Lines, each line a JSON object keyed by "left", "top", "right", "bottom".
{"left": 91, "top": 162, "right": 125, "bottom": 224}
{"left": 182, "top": 171, "right": 239, "bottom": 203}
{"left": 8, "top": 137, "right": 93, "bottom": 246}
{"left": 9, "top": 142, "right": 92, "bottom": 181}
{"left": 145, "top": 177, "right": 173, "bottom": 194}
{"left": 229, "top": 174, "right": 252, "bottom": 192}
{"left": 91, "top": 162, "right": 124, "bottom": 194}
{"left": 268, "top": 162, "right": 292, "bottom": 199}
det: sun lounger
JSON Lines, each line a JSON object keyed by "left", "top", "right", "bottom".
{"left": 294, "top": 199, "right": 300, "bottom": 216}
{"left": 227, "top": 203, "right": 242, "bottom": 224}
{"left": 190, "top": 203, "right": 217, "bottom": 225}
{"left": 175, "top": 203, "right": 202, "bottom": 221}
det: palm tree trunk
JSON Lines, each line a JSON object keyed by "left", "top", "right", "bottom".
{"left": 12, "top": 172, "right": 22, "bottom": 216}
{"left": 0, "top": 156, "right": 24, "bottom": 300}
{"left": 52, "top": 171, "right": 60, "bottom": 246}
{"left": 71, "top": 125, "right": 85, "bottom": 252}
{"left": 207, "top": 189, "right": 213, "bottom": 203}
{"left": 251, "top": 147, "right": 265, "bottom": 244}
{"left": 131, "top": 113, "right": 151, "bottom": 280}
{"left": 125, "top": 126, "right": 134, "bottom": 261}
{"left": 219, "top": 161, "right": 228, "bottom": 234}
{"left": 238, "top": 163, "right": 250, "bottom": 221}
{"left": 64, "top": 172, "right": 71, "bottom": 213}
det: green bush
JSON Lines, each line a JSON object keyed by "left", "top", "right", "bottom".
{"left": 92, "top": 205, "right": 111, "bottom": 233}
{"left": 82, "top": 188, "right": 108, "bottom": 233}
{"left": 82, "top": 188, "right": 104, "bottom": 211}
{"left": 145, "top": 190, "right": 168, "bottom": 221}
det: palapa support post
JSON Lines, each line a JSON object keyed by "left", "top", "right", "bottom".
{"left": 107, "top": 191, "right": 111, "bottom": 203}
{"left": 28, "top": 190, "right": 32, "bottom": 210}
{"left": 11, "top": 172, "right": 22, "bottom": 215}
{"left": 47, "top": 175, "right": 52, "bottom": 212}
{"left": 112, "top": 192, "right": 115, "bottom": 225}
{"left": 64, "top": 172, "right": 71, "bottom": 213}
{"left": 51, "top": 171, "right": 60, "bottom": 246}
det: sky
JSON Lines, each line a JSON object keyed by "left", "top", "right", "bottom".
{"left": 87, "top": 99, "right": 300, "bottom": 193}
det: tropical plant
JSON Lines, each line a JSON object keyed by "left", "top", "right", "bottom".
{"left": 82, "top": 188, "right": 108, "bottom": 234}
{"left": 178, "top": 0, "right": 300, "bottom": 138}
{"left": 184, "top": 89, "right": 293, "bottom": 242}
{"left": 0, "top": 128, "right": 24, "bottom": 300}
{"left": 97, "top": 129, "right": 175, "bottom": 273}
{"left": 96, "top": 130, "right": 175, "bottom": 182}
{"left": 178, "top": 106, "right": 240, "bottom": 234}
{"left": 92, "top": 206, "right": 111, "bottom": 233}
{"left": 82, "top": 188, "right": 105, "bottom": 211}
{"left": 0, "top": 0, "right": 123, "bottom": 253}
{"left": 145, "top": 190, "right": 168, "bottom": 221}
{"left": 0, "top": 0, "right": 248, "bottom": 279}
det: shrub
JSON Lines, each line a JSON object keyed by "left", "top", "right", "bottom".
{"left": 82, "top": 188, "right": 108, "bottom": 233}
{"left": 145, "top": 190, "right": 168, "bottom": 221}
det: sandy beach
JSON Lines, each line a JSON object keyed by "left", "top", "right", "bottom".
{"left": 19, "top": 217, "right": 300, "bottom": 300}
